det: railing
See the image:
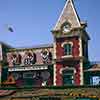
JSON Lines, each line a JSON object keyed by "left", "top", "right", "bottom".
{"left": 0, "top": 85, "right": 100, "bottom": 90}
{"left": 0, "top": 85, "right": 100, "bottom": 98}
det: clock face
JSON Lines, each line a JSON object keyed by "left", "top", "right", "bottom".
{"left": 62, "top": 23, "right": 70, "bottom": 33}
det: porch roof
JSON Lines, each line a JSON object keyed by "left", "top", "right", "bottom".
{"left": 84, "top": 64, "right": 100, "bottom": 72}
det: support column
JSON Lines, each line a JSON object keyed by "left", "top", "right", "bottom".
{"left": 74, "top": 61, "right": 84, "bottom": 85}
{"left": 55, "top": 63, "right": 63, "bottom": 86}
{"left": 0, "top": 64, "right": 2, "bottom": 85}
{"left": 80, "top": 60, "right": 84, "bottom": 85}
{"left": 75, "top": 63, "right": 81, "bottom": 85}
{"left": 53, "top": 42, "right": 56, "bottom": 59}
{"left": 53, "top": 64, "right": 56, "bottom": 86}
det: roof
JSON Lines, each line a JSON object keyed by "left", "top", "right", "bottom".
{"left": 8, "top": 43, "right": 53, "bottom": 51}
{"left": 85, "top": 64, "right": 100, "bottom": 72}
{"left": 17, "top": 43, "right": 53, "bottom": 49}
{"left": 53, "top": 0, "right": 81, "bottom": 31}
{"left": 0, "top": 41, "right": 12, "bottom": 48}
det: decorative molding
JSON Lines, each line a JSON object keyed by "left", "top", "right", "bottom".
{"left": 53, "top": 42, "right": 56, "bottom": 59}
{"left": 79, "top": 37, "right": 83, "bottom": 57}
{"left": 61, "top": 41, "right": 73, "bottom": 47}
{"left": 53, "top": 64, "right": 56, "bottom": 86}
{"left": 62, "top": 55, "right": 72, "bottom": 58}
{"left": 80, "top": 60, "right": 84, "bottom": 85}
{"left": 8, "top": 66, "right": 48, "bottom": 72}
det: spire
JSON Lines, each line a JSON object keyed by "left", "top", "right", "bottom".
{"left": 53, "top": 0, "right": 81, "bottom": 31}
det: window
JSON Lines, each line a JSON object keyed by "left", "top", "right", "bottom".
{"left": 23, "top": 72, "right": 33, "bottom": 78}
{"left": 63, "top": 43, "right": 72, "bottom": 55}
{"left": 63, "top": 70, "right": 74, "bottom": 85}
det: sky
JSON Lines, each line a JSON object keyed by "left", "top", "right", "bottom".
{"left": 0, "top": 0, "right": 100, "bottom": 61}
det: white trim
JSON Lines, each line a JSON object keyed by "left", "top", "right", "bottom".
{"left": 0, "top": 44, "right": 3, "bottom": 61}
{"left": 80, "top": 60, "right": 84, "bottom": 85}
{"left": 53, "top": 42, "right": 56, "bottom": 59}
{"left": 8, "top": 66, "right": 48, "bottom": 72}
{"left": 54, "top": 0, "right": 69, "bottom": 30}
{"left": 61, "top": 41, "right": 73, "bottom": 47}
{"left": 79, "top": 38, "right": 83, "bottom": 57}
{"left": 60, "top": 66, "right": 74, "bottom": 74}
{"left": 62, "top": 55, "right": 72, "bottom": 58}
{"left": 70, "top": 0, "right": 81, "bottom": 27}
{"left": 53, "top": 64, "right": 56, "bottom": 86}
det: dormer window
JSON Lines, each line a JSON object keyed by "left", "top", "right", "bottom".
{"left": 62, "top": 42, "right": 73, "bottom": 56}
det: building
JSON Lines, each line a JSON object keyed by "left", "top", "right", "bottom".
{"left": 0, "top": 0, "right": 100, "bottom": 91}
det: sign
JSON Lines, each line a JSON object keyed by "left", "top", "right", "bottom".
{"left": 92, "top": 76, "right": 100, "bottom": 85}
{"left": 8, "top": 66, "right": 48, "bottom": 72}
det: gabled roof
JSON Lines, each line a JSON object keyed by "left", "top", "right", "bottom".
{"left": 53, "top": 0, "right": 81, "bottom": 31}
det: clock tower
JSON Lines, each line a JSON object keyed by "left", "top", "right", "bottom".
{"left": 52, "top": 0, "right": 90, "bottom": 86}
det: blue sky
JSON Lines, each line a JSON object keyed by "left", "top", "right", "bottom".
{"left": 0, "top": 0, "right": 100, "bottom": 61}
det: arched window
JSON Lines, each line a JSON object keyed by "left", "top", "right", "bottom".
{"left": 62, "top": 42, "right": 73, "bottom": 56}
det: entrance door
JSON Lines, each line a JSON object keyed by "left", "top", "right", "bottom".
{"left": 63, "top": 70, "right": 74, "bottom": 85}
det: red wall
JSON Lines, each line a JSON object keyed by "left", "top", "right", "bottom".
{"left": 56, "top": 37, "right": 80, "bottom": 59}
{"left": 55, "top": 37, "right": 81, "bottom": 86}
{"left": 74, "top": 64, "right": 81, "bottom": 85}
{"left": 55, "top": 63, "right": 63, "bottom": 86}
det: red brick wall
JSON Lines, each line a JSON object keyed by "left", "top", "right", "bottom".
{"left": 56, "top": 37, "right": 80, "bottom": 59}
{"left": 55, "top": 63, "right": 63, "bottom": 86}
{"left": 74, "top": 64, "right": 81, "bottom": 85}
{"left": 55, "top": 37, "right": 81, "bottom": 86}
